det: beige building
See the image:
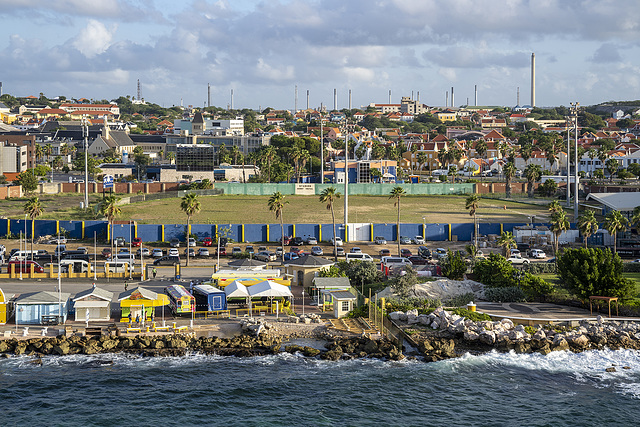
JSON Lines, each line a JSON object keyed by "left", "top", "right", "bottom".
{"left": 283, "top": 255, "right": 334, "bottom": 287}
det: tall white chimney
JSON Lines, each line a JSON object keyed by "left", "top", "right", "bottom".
{"left": 474, "top": 85, "right": 477, "bottom": 106}
{"left": 348, "top": 89, "right": 352, "bottom": 110}
{"left": 333, "top": 88, "right": 337, "bottom": 111}
{"left": 531, "top": 53, "right": 536, "bottom": 107}
{"left": 451, "top": 87, "right": 454, "bottom": 108}
{"left": 306, "top": 90, "right": 309, "bottom": 110}
{"left": 388, "top": 90, "right": 391, "bottom": 104}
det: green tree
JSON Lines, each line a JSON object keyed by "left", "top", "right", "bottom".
{"left": 465, "top": 194, "right": 480, "bottom": 248}
{"left": 524, "top": 163, "right": 542, "bottom": 198}
{"left": 605, "top": 158, "right": 619, "bottom": 182}
{"left": 181, "top": 192, "right": 201, "bottom": 266}
{"left": 539, "top": 179, "right": 558, "bottom": 197}
{"left": 557, "top": 248, "right": 634, "bottom": 300}
{"left": 441, "top": 250, "right": 467, "bottom": 280}
{"left": 604, "top": 210, "right": 628, "bottom": 254}
{"left": 319, "top": 187, "right": 341, "bottom": 261}
{"left": 504, "top": 161, "right": 517, "bottom": 198}
{"left": 473, "top": 253, "right": 515, "bottom": 288}
{"left": 99, "top": 194, "right": 121, "bottom": 257}
{"left": 550, "top": 206, "right": 570, "bottom": 255}
{"left": 389, "top": 186, "right": 406, "bottom": 256}
{"left": 389, "top": 266, "right": 418, "bottom": 298}
{"left": 497, "top": 231, "right": 516, "bottom": 257}
{"left": 577, "top": 210, "right": 599, "bottom": 248}
{"left": 268, "top": 192, "right": 289, "bottom": 262}
{"left": 15, "top": 169, "right": 38, "bottom": 193}
{"left": 24, "top": 196, "right": 44, "bottom": 259}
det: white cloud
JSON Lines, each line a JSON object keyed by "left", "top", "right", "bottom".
{"left": 438, "top": 68, "right": 457, "bottom": 81}
{"left": 255, "top": 58, "right": 295, "bottom": 82}
{"left": 72, "top": 20, "right": 116, "bottom": 58}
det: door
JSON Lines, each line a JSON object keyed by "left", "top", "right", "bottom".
{"left": 348, "top": 223, "right": 371, "bottom": 242}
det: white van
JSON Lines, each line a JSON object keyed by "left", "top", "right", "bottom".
{"left": 381, "top": 256, "right": 413, "bottom": 269}
{"left": 54, "top": 260, "right": 89, "bottom": 273}
{"left": 105, "top": 261, "right": 134, "bottom": 273}
{"left": 345, "top": 253, "right": 374, "bottom": 263}
{"left": 110, "top": 254, "right": 136, "bottom": 263}
{"left": 9, "top": 250, "right": 41, "bottom": 261}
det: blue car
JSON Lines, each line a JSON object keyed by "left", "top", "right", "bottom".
{"left": 284, "top": 252, "right": 300, "bottom": 261}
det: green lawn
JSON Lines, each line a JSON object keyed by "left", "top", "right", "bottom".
{"left": 539, "top": 272, "right": 640, "bottom": 299}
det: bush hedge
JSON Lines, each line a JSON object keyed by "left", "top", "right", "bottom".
{"left": 484, "top": 287, "right": 527, "bottom": 302}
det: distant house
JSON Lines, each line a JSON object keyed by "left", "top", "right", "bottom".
{"left": 87, "top": 120, "right": 136, "bottom": 156}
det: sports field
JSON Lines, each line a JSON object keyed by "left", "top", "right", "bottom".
{"left": 116, "top": 194, "right": 553, "bottom": 225}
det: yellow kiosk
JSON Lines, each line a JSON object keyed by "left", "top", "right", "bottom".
{"left": 0, "top": 288, "right": 6, "bottom": 325}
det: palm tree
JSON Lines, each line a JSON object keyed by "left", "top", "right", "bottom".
{"left": 465, "top": 194, "right": 480, "bottom": 248}
{"left": 389, "top": 186, "right": 406, "bottom": 256}
{"left": 604, "top": 210, "right": 628, "bottom": 254}
{"left": 166, "top": 151, "right": 175, "bottom": 165}
{"left": 319, "top": 187, "right": 342, "bottom": 261}
{"left": 577, "top": 210, "right": 599, "bottom": 248}
{"left": 504, "top": 161, "right": 517, "bottom": 198}
{"left": 268, "top": 192, "right": 289, "bottom": 262}
{"left": 181, "top": 192, "right": 201, "bottom": 266}
{"left": 475, "top": 140, "right": 487, "bottom": 179}
{"left": 630, "top": 206, "right": 640, "bottom": 231}
{"left": 550, "top": 207, "right": 570, "bottom": 255}
{"left": 548, "top": 200, "right": 562, "bottom": 215}
{"left": 417, "top": 152, "right": 427, "bottom": 174}
{"left": 99, "top": 194, "right": 121, "bottom": 259}
{"left": 24, "top": 196, "right": 44, "bottom": 261}
{"left": 497, "top": 231, "right": 516, "bottom": 257}
{"left": 230, "top": 145, "right": 241, "bottom": 165}
{"left": 262, "top": 145, "right": 277, "bottom": 183}
{"left": 524, "top": 163, "right": 542, "bottom": 198}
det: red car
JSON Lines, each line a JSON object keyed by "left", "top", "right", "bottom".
{"left": 7, "top": 260, "right": 45, "bottom": 273}
{"left": 400, "top": 248, "right": 412, "bottom": 257}
{"left": 290, "top": 246, "right": 304, "bottom": 255}
{"left": 132, "top": 237, "right": 142, "bottom": 247}
{"left": 215, "top": 247, "right": 227, "bottom": 256}
{"left": 202, "top": 237, "right": 213, "bottom": 247}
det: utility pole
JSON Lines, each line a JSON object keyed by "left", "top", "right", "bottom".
{"left": 573, "top": 102, "right": 580, "bottom": 220}
{"left": 83, "top": 115, "right": 89, "bottom": 210}
{"left": 566, "top": 116, "right": 571, "bottom": 208}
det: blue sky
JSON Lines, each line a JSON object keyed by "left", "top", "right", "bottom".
{"left": 1, "top": 0, "right": 639, "bottom": 110}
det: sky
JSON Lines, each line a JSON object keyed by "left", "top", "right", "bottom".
{"left": 1, "top": 0, "right": 639, "bottom": 111}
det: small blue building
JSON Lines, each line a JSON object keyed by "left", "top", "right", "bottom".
{"left": 15, "top": 291, "right": 70, "bottom": 325}
{"left": 192, "top": 284, "right": 227, "bottom": 312}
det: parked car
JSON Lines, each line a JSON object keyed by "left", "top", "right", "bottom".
{"left": 46, "top": 237, "right": 67, "bottom": 244}
{"left": 400, "top": 248, "right": 412, "bottom": 257}
{"left": 170, "top": 238, "right": 180, "bottom": 248}
{"left": 169, "top": 248, "right": 179, "bottom": 257}
{"left": 400, "top": 236, "right": 412, "bottom": 244}
{"left": 132, "top": 237, "right": 142, "bottom": 247}
{"left": 231, "top": 247, "right": 242, "bottom": 256}
{"left": 188, "top": 238, "right": 196, "bottom": 247}
{"left": 215, "top": 247, "right": 227, "bottom": 256}
{"left": 198, "top": 248, "right": 210, "bottom": 257}
{"left": 330, "top": 237, "right": 343, "bottom": 247}
{"left": 184, "top": 248, "right": 196, "bottom": 257}
{"left": 283, "top": 252, "right": 299, "bottom": 261}
{"left": 413, "top": 236, "right": 425, "bottom": 245}
{"left": 275, "top": 247, "right": 284, "bottom": 257}
{"left": 333, "top": 247, "right": 345, "bottom": 257}
{"left": 291, "top": 237, "right": 304, "bottom": 246}
{"left": 407, "top": 255, "right": 429, "bottom": 265}
{"left": 113, "top": 237, "right": 126, "bottom": 247}
{"left": 153, "top": 256, "right": 180, "bottom": 266}
{"left": 258, "top": 246, "right": 268, "bottom": 252}
{"left": 374, "top": 236, "right": 387, "bottom": 245}
{"left": 306, "top": 237, "right": 318, "bottom": 245}
{"left": 510, "top": 248, "right": 521, "bottom": 257}
{"left": 76, "top": 247, "right": 88, "bottom": 254}
{"left": 245, "top": 245, "right": 255, "bottom": 254}
{"left": 152, "top": 248, "right": 164, "bottom": 258}
{"left": 379, "top": 248, "right": 391, "bottom": 257}
{"left": 202, "top": 237, "right": 213, "bottom": 247}
{"left": 350, "top": 247, "right": 362, "bottom": 254}
{"left": 6, "top": 260, "right": 44, "bottom": 273}
{"left": 418, "top": 246, "right": 432, "bottom": 259}
{"left": 311, "top": 246, "right": 324, "bottom": 256}
{"left": 434, "top": 248, "right": 448, "bottom": 260}
{"left": 136, "top": 248, "right": 150, "bottom": 257}
{"left": 255, "top": 251, "right": 276, "bottom": 262}
{"left": 528, "top": 249, "right": 546, "bottom": 259}
{"left": 101, "top": 248, "right": 112, "bottom": 259}
{"left": 507, "top": 254, "right": 530, "bottom": 265}
{"left": 517, "top": 243, "right": 530, "bottom": 253}
{"left": 290, "top": 246, "right": 304, "bottom": 256}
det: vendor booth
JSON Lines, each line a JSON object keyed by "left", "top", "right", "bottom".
{"left": 14, "top": 291, "right": 70, "bottom": 325}
{"left": 72, "top": 287, "right": 113, "bottom": 322}
{"left": 193, "top": 284, "right": 227, "bottom": 312}
{"left": 0, "top": 288, "right": 7, "bottom": 325}
{"left": 118, "top": 286, "right": 169, "bottom": 322}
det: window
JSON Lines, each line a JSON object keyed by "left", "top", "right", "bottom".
{"left": 341, "top": 301, "right": 350, "bottom": 312}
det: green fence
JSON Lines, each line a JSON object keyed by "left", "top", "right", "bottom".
{"left": 214, "top": 182, "right": 475, "bottom": 196}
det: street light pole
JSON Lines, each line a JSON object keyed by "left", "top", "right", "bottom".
{"left": 83, "top": 115, "right": 89, "bottom": 210}
{"left": 570, "top": 102, "right": 580, "bottom": 220}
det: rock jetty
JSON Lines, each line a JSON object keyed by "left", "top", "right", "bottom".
{"left": 391, "top": 307, "right": 640, "bottom": 361}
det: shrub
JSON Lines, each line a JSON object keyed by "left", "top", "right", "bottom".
{"left": 623, "top": 262, "right": 640, "bottom": 273}
{"left": 473, "top": 253, "right": 516, "bottom": 288}
{"left": 557, "top": 248, "right": 636, "bottom": 301}
{"left": 389, "top": 267, "right": 419, "bottom": 298}
{"left": 538, "top": 179, "right": 558, "bottom": 197}
{"left": 345, "top": 304, "right": 369, "bottom": 318}
{"left": 447, "top": 307, "right": 492, "bottom": 322}
{"left": 443, "top": 292, "right": 476, "bottom": 307}
{"left": 484, "top": 287, "right": 526, "bottom": 302}
{"left": 441, "top": 250, "right": 467, "bottom": 280}
{"left": 519, "top": 273, "right": 555, "bottom": 299}
{"left": 525, "top": 262, "right": 557, "bottom": 274}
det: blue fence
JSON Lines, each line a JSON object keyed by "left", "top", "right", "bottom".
{"left": 0, "top": 218, "right": 556, "bottom": 244}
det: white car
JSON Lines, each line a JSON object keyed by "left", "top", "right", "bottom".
{"left": 350, "top": 247, "right": 362, "bottom": 254}
{"left": 413, "top": 236, "right": 425, "bottom": 245}
{"left": 507, "top": 254, "right": 530, "bottom": 265}
{"left": 169, "top": 248, "right": 179, "bottom": 257}
{"left": 306, "top": 237, "right": 318, "bottom": 245}
{"left": 330, "top": 237, "right": 344, "bottom": 247}
{"left": 400, "top": 236, "right": 412, "bottom": 244}
{"left": 374, "top": 236, "right": 387, "bottom": 245}
{"left": 136, "top": 248, "right": 150, "bottom": 257}
{"left": 152, "top": 249, "right": 163, "bottom": 258}
{"left": 188, "top": 238, "right": 196, "bottom": 247}
{"left": 529, "top": 249, "right": 546, "bottom": 259}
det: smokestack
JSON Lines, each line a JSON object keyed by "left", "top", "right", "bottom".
{"left": 207, "top": 83, "right": 210, "bottom": 108}
{"left": 531, "top": 53, "right": 536, "bottom": 107}
{"left": 348, "top": 89, "right": 352, "bottom": 110}
{"left": 295, "top": 85, "right": 298, "bottom": 112}
{"left": 475, "top": 85, "right": 477, "bottom": 106}
{"left": 389, "top": 89, "right": 391, "bottom": 104}
{"left": 333, "top": 88, "right": 337, "bottom": 111}
{"left": 306, "top": 90, "right": 309, "bottom": 110}
{"left": 0, "top": 81, "right": 3, "bottom": 97}
{"left": 451, "top": 87, "right": 454, "bottom": 108}
{"left": 446, "top": 91, "right": 449, "bottom": 107}
{"left": 417, "top": 91, "right": 420, "bottom": 103}
{"left": 230, "top": 89, "right": 234, "bottom": 110}
{"left": 411, "top": 90, "right": 414, "bottom": 100}
{"left": 517, "top": 87, "right": 520, "bottom": 106}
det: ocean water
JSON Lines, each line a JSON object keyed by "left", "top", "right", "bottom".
{"left": 1, "top": 349, "right": 640, "bottom": 426}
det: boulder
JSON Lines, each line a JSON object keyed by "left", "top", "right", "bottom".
{"left": 501, "top": 319, "right": 514, "bottom": 330}
{"left": 570, "top": 335, "right": 589, "bottom": 349}
{"left": 533, "top": 329, "right": 547, "bottom": 341}
{"left": 53, "top": 342, "right": 70, "bottom": 355}
{"left": 407, "top": 314, "right": 420, "bottom": 325}
{"left": 464, "top": 331, "right": 479, "bottom": 341}
{"left": 479, "top": 331, "right": 496, "bottom": 345}
{"left": 363, "top": 340, "right": 379, "bottom": 354}
{"left": 389, "top": 312, "right": 403, "bottom": 321}
{"left": 418, "top": 315, "right": 430, "bottom": 325}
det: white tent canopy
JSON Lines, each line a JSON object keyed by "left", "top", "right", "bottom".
{"left": 248, "top": 280, "right": 293, "bottom": 298}
{"left": 224, "top": 280, "right": 250, "bottom": 298}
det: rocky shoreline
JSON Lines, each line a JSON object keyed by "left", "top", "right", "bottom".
{"left": 2, "top": 307, "right": 640, "bottom": 363}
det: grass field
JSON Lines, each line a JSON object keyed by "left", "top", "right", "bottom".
{"left": 1, "top": 193, "right": 555, "bottom": 225}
